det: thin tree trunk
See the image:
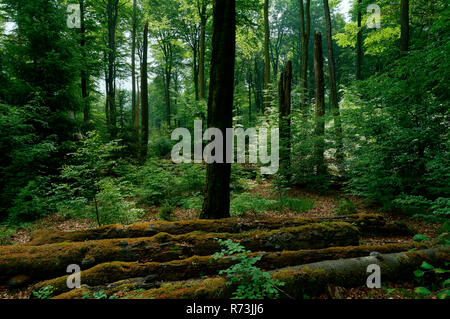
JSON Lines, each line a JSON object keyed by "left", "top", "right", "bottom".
{"left": 314, "top": 32, "right": 326, "bottom": 176}
{"left": 278, "top": 61, "right": 292, "bottom": 180}
{"left": 106, "top": 0, "right": 119, "bottom": 138}
{"left": 400, "top": 0, "right": 409, "bottom": 53}
{"left": 323, "top": 0, "right": 343, "bottom": 170}
{"left": 80, "top": 0, "right": 89, "bottom": 123}
{"left": 199, "top": 2, "right": 208, "bottom": 100}
{"left": 201, "top": 0, "right": 236, "bottom": 220}
{"left": 140, "top": 21, "right": 149, "bottom": 158}
{"left": 263, "top": 0, "right": 271, "bottom": 111}
{"left": 299, "top": 0, "right": 311, "bottom": 109}
{"left": 356, "top": 0, "right": 363, "bottom": 80}
{"left": 193, "top": 44, "right": 199, "bottom": 101}
{"left": 131, "top": 0, "right": 137, "bottom": 128}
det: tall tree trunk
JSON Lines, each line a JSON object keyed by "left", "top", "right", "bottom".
{"left": 356, "top": 0, "right": 363, "bottom": 80}
{"left": 131, "top": 0, "right": 137, "bottom": 128}
{"left": 263, "top": 0, "right": 271, "bottom": 111}
{"left": 201, "top": 0, "right": 236, "bottom": 220}
{"left": 278, "top": 61, "right": 292, "bottom": 180}
{"left": 323, "top": 0, "right": 343, "bottom": 170}
{"left": 140, "top": 21, "right": 149, "bottom": 158}
{"left": 106, "top": 0, "right": 119, "bottom": 138}
{"left": 165, "top": 61, "right": 172, "bottom": 127}
{"left": 314, "top": 32, "right": 326, "bottom": 176}
{"left": 199, "top": 2, "right": 208, "bottom": 100}
{"left": 400, "top": 0, "right": 409, "bottom": 53}
{"left": 193, "top": 44, "right": 199, "bottom": 101}
{"left": 299, "top": 0, "right": 311, "bottom": 109}
{"left": 80, "top": 0, "right": 89, "bottom": 123}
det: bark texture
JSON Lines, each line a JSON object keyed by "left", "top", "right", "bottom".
{"left": 0, "top": 222, "right": 360, "bottom": 284}
{"left": 27, "top": 214, "right": 412, "bottom": 246}
{"left": 35, "top": 242, "right": 423, "bottom": 296}
{"left": 201, "top": 0, "right": 236, "bottom": 219}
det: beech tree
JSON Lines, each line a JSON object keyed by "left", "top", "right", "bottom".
{"left": 201, "top": 0, "right": 236, "bottom": 219}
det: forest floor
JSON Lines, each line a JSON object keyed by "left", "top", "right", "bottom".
{"left": 0, "top": 181, "right": 446, "bottom": 300}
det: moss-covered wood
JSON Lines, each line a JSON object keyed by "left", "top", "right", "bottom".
{"left": 34, "top": 242, "right": 424, "bottom": 296}
{"left": 0, "top": 222, "right": 360, "bottom": 285}
{"left": 60, "top": 247, "right": 446, "bottom": 300}
{"left": 28, "top": 214, "right": 410, "bottom": 246}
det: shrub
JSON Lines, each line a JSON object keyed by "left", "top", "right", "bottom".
{"left": 334, "top": 199, "right": 357, "bottom": 216}
{"left": 213, "top": 239, "right": 285, "bottom": 299}
{"left": 159, "top": 206, "right": 174, "bottom": 221}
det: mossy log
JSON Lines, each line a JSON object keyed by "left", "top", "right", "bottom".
{"left": 28, "top": 214, "right": 411, "bottom": 246}
{"left": 34, "top": 242, "right": 423, "bottom": 296}
{"left": 53, "top": 247, "right": 448, "bottom": 299}
{"left": 0, "top": 222, "right": 359, "bottom": 285}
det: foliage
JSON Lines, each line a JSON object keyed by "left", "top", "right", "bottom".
{"left": 32, "top": 285, "right": 54, "bottom": 300}
{"left": 159, "top": 206, "right": 174, "bottom": 221}
{"left": 413, "top": 261, "right": 450, "bottom": 299}
{"left": 334, "top": 199, "right": 357, "bottom": 216}
{"left": 413, "top": 234, "right": 429, "bottom": 243}
{"left": 213, "top": 239, "right": 284, "bottom": 299}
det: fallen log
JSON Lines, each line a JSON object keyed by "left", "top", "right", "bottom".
{"left": 0, "top": 222, "right": 359, "bottom": 285}
{"left": 27, "top": 214, "right": 412, "bottom": 246}
{"left": 33, "top": 242, "right": 424, "bottom": 296}
{"left": 54, "top": 247, "right": 448, "bottom": 299}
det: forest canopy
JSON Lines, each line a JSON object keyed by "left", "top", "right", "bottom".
{"left": 0, "top": 0, "right": 448, "bottom": 226}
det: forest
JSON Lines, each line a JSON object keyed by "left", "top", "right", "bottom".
{"left": 0, "top": 0, "right": 448, "bottom": 301}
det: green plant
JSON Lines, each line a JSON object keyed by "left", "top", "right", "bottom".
{"left": 334, "top": 199, "right": 357, "bottom": 216}
{"left": 57, "top": 131, "right": 124, "bottom": 226}
{"left": 230, "top": 193, "right": 278, "bottom": 217}
{"left": 413, "top": 234, "right": 429, "bottom": 243}
{"left": 159, "top": 206, "right": 174, "bottom": 221}
{"left": 82, "top": 290, "right": 117, "bottom": 300}
{"left": 32, "top": 285, "right": 54, "bottom": 299}
{"left": 212, "top": 239, "right": 285, "bottom": 299}
{"left": 413, "top": 261, "right": 450, "bottom": 299}
{"left": 0, "top": 225, "right": 16, "bottom": 246}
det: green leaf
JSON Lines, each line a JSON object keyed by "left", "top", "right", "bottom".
{"left": 414, "top": 269, "right": 425, "bottom": 278}
{"left": 420, "top": 261, "right": 434, "bottom": 270}
{"left": 415, "top": 287, "right": 431, "bottom": 296}
{"left": 413, "top": 234, "right": 429, "bottom": 242}
{"left": 437, "top": 289, "right": 450, "bottom": 300}
{"left": 443, "top": 279, "right": 450, "bottom": 288}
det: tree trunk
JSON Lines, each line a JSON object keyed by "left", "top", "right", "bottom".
{"left": 314, "top": 32, "right": 326, "bottom": 176}
{"left": 140, "top": 21, "right": 149, "bottom": 158}
{"left": 124, "top": 248, "right": 450, "bottom": 300}
{"left": 131, "top": 0, "right": 137, "bottom": 128}
{"left": 40, "top": 242, "right": 421, "bottom": 297}
{"left": 27, "top": 214, "right": 412, "bottom": 246}
{"left": 80, "top": 0, "right": 89, "bottom": 123}
{"left": 1, "top": 222, "right": 360, "bottom": 284}
{"left": 199, "top": 2, "right": 208, "bottom": 100}
{"left": 323, "top": 0, "right": 343, "bottom": 170}
{"left": 106, "top": 0, "right": 119, "bottom": 138}
{"left": 299, "top": 0, "right": 311, "bottom": 109}
{"left": 263, "top": 0, "right": 271, "bottom": 111}
{"left": 278, "top": 61, "right": 292, "bottom": 180}
{"left": 356, "top": 0, "right": 363, "bottom": 80}
{"left": 400, "top": 0, "right": 409, "bottom": 53}
{"left": 193, "top": 44, "right": 199, "bottom": 101}
{"left": 200, "top": 0, "right": 236, "bottom": 220}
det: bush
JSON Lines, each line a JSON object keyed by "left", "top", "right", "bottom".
{"left": 149, "top": 136, "right": 174, "bottom": 158}
{"left": 230, "top": 193, "right": 278, "bottom": 217}
{"left": 334, "top": 199, "right": 357, "bottom": 216}
{"left": 134, "top": 159, "right": 205, "bottom": 207}
{"left": 7, "top": 176, "right": 54, "bottom": 223}
{"left": 158, "top": 206, "right": 174, "bottom": 221}
{"left": 213, "top": 239, "right": 285, "bottom": 299}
